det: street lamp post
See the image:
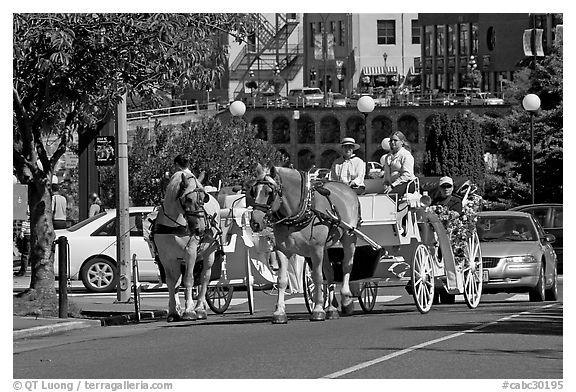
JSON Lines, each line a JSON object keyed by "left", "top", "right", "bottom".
{"left": 522, "top": 93, "right": 541, "bottom": 204}
{"left": 357, "top": 95, "right": 375, "bottom": 162}
{"left": 468, "top": 55, "right": 477, "bottom": 89}
{"left": 229, "top": 100, "right": 246, "bottom": 121}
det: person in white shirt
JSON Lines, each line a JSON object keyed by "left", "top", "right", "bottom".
{"left": 88, "top": 193, "right": 102, "bottom": 217}
{"left": 329, "top": 137, "right": 366, "bottom": 195}
{"left": 51, "top": 183, "right": 67, "bottom": 229}
{"left": 381, "top": 131, "right": 416, "bottom": 195}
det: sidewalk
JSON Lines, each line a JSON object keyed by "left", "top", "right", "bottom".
{"left": 13, "top": 273, "right": 168, "bottom": 340}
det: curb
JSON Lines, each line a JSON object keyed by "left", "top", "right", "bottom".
{"left": 13, "top": 310, "right": 168, "bottom": 340}
{"left": 13, "top": 319, "right": 102, "bottom": 340}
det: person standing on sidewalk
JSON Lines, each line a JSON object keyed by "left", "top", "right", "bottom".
{"left": 51, "top": 183, "right": 67, "bottom": 229}
{"left": 88, "top": 193, "right": 102, "bottom": 217}
{"left": 15, "top": 214, "right": 30, "bottom": 276}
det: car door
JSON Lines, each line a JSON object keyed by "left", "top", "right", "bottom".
{"left": 91, "top": 212, "right": 157, "bottom": 282}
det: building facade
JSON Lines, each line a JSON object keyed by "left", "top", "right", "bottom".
{"left": 416, "top": 13, "right": 562, "bottom": 93}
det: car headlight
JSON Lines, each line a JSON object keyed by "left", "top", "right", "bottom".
{"left": 501, "top": 255, "right": 537, "bottom": 263}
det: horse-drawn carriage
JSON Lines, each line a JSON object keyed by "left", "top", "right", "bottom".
{"left": 149, "top": 167, "right": 482, "bottom": 323}
{"left": 300, "top": 176, "right": 483, "bottom": 315}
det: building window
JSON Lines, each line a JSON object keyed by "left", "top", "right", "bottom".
{"left": 339, "top": 20, "right": 345, "bottom": 46}
{"left": 424, "top": 25, "right": 433, "bottom": 56}
{"left": 411, "top": 20, "right": 420, "bottom": 44}
{"left": 459, "top": 23, "right": 468, "bottom": 55}
{"left": 448, "top": 25, "right": 455, "bottom": 55}
{"left": 487, "top": 26, "right": 496, "bottom": 51}
{"left": 310, "top": 23, "right": 316, "bottom": 47}
{"left": 472, "top": 23, "right": 479, "bottom": 55}
{"left": 436, "top": 25, "right": 445, "bottom": 56}
{"left": 377, "top": 20, "right": 396, "bottom": 45}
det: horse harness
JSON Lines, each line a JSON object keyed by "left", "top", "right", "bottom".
{"left": 251, "top": 170, "right": 344, "bottom": 234}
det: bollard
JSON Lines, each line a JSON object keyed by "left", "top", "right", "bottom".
{"left": 132, "top": 254, "right": 141, "bottom": 322}
{"left": 57, "top": 236, "right": 69, "bottom": 318}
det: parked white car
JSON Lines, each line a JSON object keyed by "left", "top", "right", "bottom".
{"left": 471, "top": 92, "right": 504, "bottom": 105}
{"left": 54, "top": 207, "right": 159, "bottom": 292}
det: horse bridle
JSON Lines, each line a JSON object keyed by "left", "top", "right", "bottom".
{"left": 250, "top": 171, "right": 313, "bottom": 226}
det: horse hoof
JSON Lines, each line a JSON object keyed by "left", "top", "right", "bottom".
{"left": 272, "top": 313, "right": 288, "bottom": 324}
{"left": 181, "top": 311, "right": 197, "bottom": 321}
{"left": 167, "top": 314, "right": 181, "bottom": 323}
{"left": 196, "top": 310, "right": 207, "bottom": 320}
{"left": 341, "top": 300, "right": 355, "bottom": 316}
{"left": 326, "top": 309, "right": 340, "bottom": 320}
{"left": 310, "top": 310, "right": 326, "bottom": 322}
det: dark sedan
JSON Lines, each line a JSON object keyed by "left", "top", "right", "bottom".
{"left": 477, "top": 211, "right": 558, "bottom": 302}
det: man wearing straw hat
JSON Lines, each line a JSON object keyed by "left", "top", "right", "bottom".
{"left": 329, "top": 137, "right": 366, "bottom": 195}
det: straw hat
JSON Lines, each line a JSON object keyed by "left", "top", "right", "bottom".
{"left": 340, "top": 137, "right": 360, "bottom": 151}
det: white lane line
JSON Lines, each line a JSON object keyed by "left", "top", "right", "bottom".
{"left": 320, "top": 303, "right": 560, "bottom": 379}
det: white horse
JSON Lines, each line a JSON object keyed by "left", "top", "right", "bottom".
{"left": 152, "top": 171, "right": 221, "bottom": 322}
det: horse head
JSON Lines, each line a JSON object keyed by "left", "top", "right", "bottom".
{"left": 176, "top": 173, "right": 210, "bottom": 236}
{"left": 246, "top": 164, "right": 283, "bottom": 232}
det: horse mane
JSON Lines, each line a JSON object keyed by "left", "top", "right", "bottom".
{"left": 165, "top": 170, "right": 200, "bottom": 201}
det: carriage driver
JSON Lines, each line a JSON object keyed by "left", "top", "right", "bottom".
{"left": 329, "top": 137, "right": 366, "bottom": 195}
{"left": 432, "top": 176, "right": 463, "bottom": 214}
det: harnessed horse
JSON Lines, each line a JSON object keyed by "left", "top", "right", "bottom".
{"left": 247, "top": 165, "right": 361, "bottom": 323}
{"left": 153, "top": 171, "right": 221, "bottom": 322}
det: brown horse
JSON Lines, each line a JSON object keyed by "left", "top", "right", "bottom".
{"left": 247, "top": 165, "right": 361, "bottom": 323}
{"left": 153, "top": 171, "right": 221, "bottom": 322}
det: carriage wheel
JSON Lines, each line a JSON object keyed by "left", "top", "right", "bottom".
{"left": 302, "top": 260, "right": 329, "bottom": 314}
{"left": 206, "top": 284, "right": 234, "bottom": 314}
{"left": 358, "top": 282, "right": 378, "bottom": 313}
{"left": 411, "top": 244, "right": 435, "bottom": 314}
{"left": 463, "top": 232, "right": 483, "bottom": 309}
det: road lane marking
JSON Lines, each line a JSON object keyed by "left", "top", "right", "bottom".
{"left": 320, "top": 303, "right": 560, "bottom": 379}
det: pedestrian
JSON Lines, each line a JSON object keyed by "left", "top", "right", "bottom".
{"left": 88, "top": 193, "right": 102, "bottom": 217}
{"left": 329, "top": 137, "right": 366, "bottom": 195}
{"left": 51, "top": 183, "right": 67, "bottom": 229}
{"left": 15, "top": 212, "right": 30, "bottom": 276}
{"left": 432, "top": 176, "right": 463, "bottom": 214}
{"left": 381, "top": 131, "right": 416, "bottom": 195}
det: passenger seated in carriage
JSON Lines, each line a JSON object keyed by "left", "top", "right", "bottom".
{"left": 431, "top": 176, "right": 463, "bottom": 214}
{"left": 329, "top": 137, "right": 366, "bottom": 195}
{"left": 379, "top": 131, "right": 416, "bottom": 196}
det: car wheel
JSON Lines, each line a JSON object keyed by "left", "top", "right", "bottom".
{"left": 528, "top": 263, "right": 545, "bottom": 302}
{"left": 545, "top": 263, "right": 558, "bottom": 301}
{"left": 80, "top": 257, "right": 118, "bottom": 293}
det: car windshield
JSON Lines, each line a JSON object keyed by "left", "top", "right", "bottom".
{"left": 477, "top": 216, "right": 536, "bottom": 242}
{"left": 304, "top": 89, "right": 322, "bottom": 95}
{"left": 66, "top": 212, "right": 108, "bottom": 232}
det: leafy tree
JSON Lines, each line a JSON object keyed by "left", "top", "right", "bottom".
{"left": 479, "top": 27, "right": 563, "bottom": 206}
{"left": 99, "top": 117, "right": 285, "bottom": 207}
{"left": 13, "top": 13, "right": 257, "bottom": 302}
{"left": 423, "top": 112, "right": 486, "bottom": 186}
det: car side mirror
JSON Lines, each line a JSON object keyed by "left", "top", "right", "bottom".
{"left": 541, "top": 234, "right": 556, "bottom": 244}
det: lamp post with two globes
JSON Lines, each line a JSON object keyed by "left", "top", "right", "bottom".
{"left": 357, "top": 95, "right": 375, "bottom": 163}
{"left": 522, "top": 93, "right": 541, "bottom": 204}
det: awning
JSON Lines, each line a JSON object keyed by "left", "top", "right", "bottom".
{"left": 361, "top": 66, "right": 398, "bottom": 76}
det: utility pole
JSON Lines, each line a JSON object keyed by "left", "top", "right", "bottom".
{"left": 115, "top": 93, "right": 131, "bottom": 303}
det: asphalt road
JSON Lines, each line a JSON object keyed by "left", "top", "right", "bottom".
{"left": 13, "top": 281, "right": 563, "bottom": 381}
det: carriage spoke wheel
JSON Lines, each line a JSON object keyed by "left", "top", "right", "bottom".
{"left": 206, "top": 284, "right": 234, "bottom": 314}
{"left": 411, "top": 244, "right": 435, "bottom": 314}
{"left": 302, "top": 260, "right": 329, "bottom": 314}
{"left": 463, "top": 232, "right": 483, "bottom": 309}
{"left": 358, "top": 282, "right": 378, "bottom": 313}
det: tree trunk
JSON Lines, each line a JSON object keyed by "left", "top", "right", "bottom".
{"left": 18, "top": 177, "right": 57, "bottom": 301}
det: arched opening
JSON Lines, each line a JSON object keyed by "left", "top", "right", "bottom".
{"left": 297, "top": 148, "right": 315, "bottom": 171}
{"left": 320, "top": 149, "right": 340, "bottom": 169}
{"left": 397, "top": 114, "right": 419, "bottom": 144}
{"left": 272, "top": 116, "right": 290, "bottom": 144}
{"left": 320, "top": 115, "right": 341, "bottom": 143}
{"left": 251, "top": 116, "right": 268, "bottom": 141}
{"left": 297, "top": 115, "right": 315, "bottom": 144}
{"left": 371, "top": 115, "right": 393, "bottom": 143}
